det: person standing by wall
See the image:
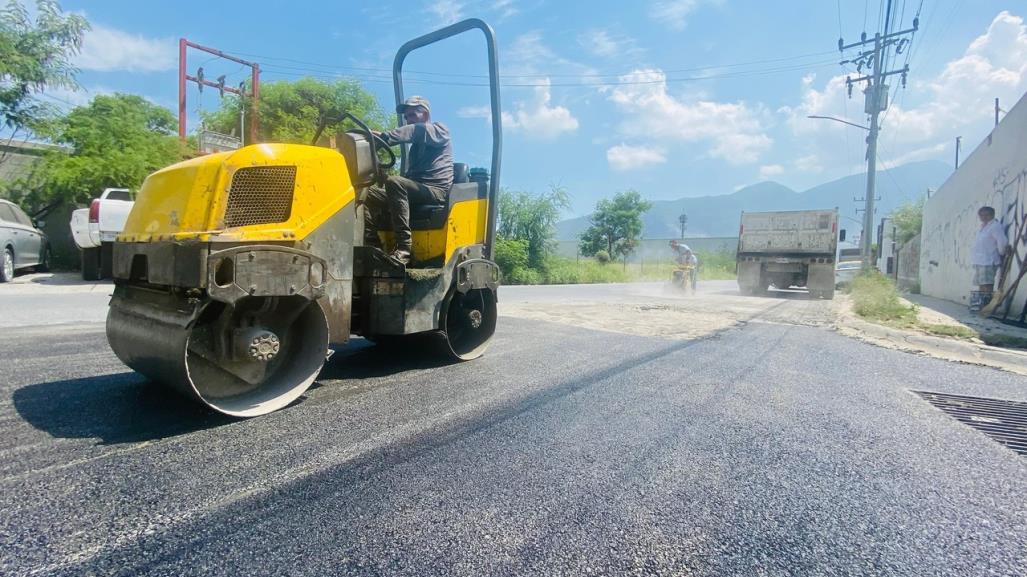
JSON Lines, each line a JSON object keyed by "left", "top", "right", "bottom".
{"left": 970, "top": 205, "right": 1008, "bottom": 310}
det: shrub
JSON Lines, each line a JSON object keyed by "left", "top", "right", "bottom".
{"left": 509, "top": 266, "right": 542, "bottom": 285}
{"left": 494, "top": 238, "right": 529, "bottom": 279}
{"left": 594, "top": 250, "right": 611, "bottom": 264}
{"left": 849, "top": 272, "right": 917, "bottom": 323}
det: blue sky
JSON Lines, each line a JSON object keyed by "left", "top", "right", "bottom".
{"left": 45, "top": 0, "right": 1027, "bottom": 216}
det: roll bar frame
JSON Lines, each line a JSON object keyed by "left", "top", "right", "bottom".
{"left": 393, "top": 18, "right": 502, "bottom": 259}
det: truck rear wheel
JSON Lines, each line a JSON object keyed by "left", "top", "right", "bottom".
{"left": 100, "top": 242, "right": 114, "bottom": 279}
{"left": 81, "top": 247, "right": 101, "bottom": 281}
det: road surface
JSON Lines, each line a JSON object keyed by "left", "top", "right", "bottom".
{"left": 1, "top": 277, "right": 1025, "bottom": 576}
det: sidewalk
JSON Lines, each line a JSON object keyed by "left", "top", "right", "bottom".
{"left": 836, "top": 293, "right": 1027, "bottom": 376}
{"left": 907, "top": 293, "right": 1027, "bottom": 348}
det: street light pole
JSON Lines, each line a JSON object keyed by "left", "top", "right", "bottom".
{"left": 806, "top": 115, "right": 870, "bottom": 131}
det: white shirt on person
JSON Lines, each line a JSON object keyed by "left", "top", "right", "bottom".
{"left": 972, "top": 219, "right": 1008, "bottom": 266}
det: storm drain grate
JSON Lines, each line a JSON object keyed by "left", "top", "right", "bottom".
{"left": 913, "top": 391, "right": 1027, "bottom": 456}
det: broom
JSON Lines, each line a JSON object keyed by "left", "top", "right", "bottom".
{"left": 981, "top": 250, "right": 1017, "bottom": 317}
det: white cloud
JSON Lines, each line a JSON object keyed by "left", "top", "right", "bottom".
{"left": 759, "top": 164, "right": 784, "bottom": 179}
{"left": 458, "top": 80, "right": 579, "bottom": 140}
{"left": 492, "top": 0, "right": 518, "bottom": 19}
{"left": 649, "top": 0, "right": 716, "bottom": 30}
{"left": 578, "top": 29, "right": 642, "bottom": 59}
{"left": 457, "top": 105, "right": 491, "bottom": 119}
{"left": 782, "top": 10, "right": 1027, "bottom": 173}
{"left": 76, "top": 24, "right": 175, "bottom": 72}
{"left": 506, "top": 31, "right": 598, "bottom": 78}
{"left": 607, "top": 144, "right": 667, "bottom": 171}
{"left": 507, "top": 31, "right": 553, "bottom": 67}
{"left": 607, "top": 68, "right": 772, "bottom": 164}
{"left": 475, "top": 31, "right": 588, "bottom": 140}
{"left": 503, "top": 80, "right": 579, "bottom": 139}
{"left": 425, "top": 0, "right": 519, "bottom": 25}
{"left": 794, "top": 154, "right": 822, "bottom": 173}
{"left": 425, "top": 0, "right": 464, "bottom": 25}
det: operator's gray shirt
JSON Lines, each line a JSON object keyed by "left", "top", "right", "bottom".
{"left": 381, "top": 122, "right": 453, "bottom": 192}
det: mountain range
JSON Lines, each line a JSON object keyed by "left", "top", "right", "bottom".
{"left": 555, "top": 160, "right": 951, "bottom": 240}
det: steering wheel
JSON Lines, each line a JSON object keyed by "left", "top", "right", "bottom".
{"left": 339, "top": 112, "right": 396, "bottom": 183}
{"left": 368, "top": 131, "right": 397, "bottom": 171}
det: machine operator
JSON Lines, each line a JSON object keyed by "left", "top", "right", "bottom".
{"left": 367, "top": 95, "right": 453, "bottom": 265}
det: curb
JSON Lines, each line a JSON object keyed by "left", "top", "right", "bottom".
{"left": 836, "top": 310, "right": 1027, "bottom": 376}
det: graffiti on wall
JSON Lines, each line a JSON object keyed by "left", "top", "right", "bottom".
{"left": 991, "top": 168, "right": 1027, "bottom": 321}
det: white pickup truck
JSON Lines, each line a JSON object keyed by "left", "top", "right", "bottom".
{"left": 70, "top": 188, "right": 133, "bottom": 280}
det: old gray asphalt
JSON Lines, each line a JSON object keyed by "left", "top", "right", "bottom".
{"left": 1, "top": 289, "right": 1026, "bottom": 576}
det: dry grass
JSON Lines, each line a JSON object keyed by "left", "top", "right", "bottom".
{"left": 849, "top": 272, "right": 980, "bottom": 342}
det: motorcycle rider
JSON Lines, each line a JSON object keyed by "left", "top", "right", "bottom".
{"left": 670, "top": 240, "right": 699, "bottom": 290}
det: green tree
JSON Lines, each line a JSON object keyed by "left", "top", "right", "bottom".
{"left": 9, "top": 94, "right": 184, "bottom": 210}
{"left": 891, "top": 196, "right": 926, "bottom": 244}
{"left": 0, "top": 0, "right": 88, "bottom": 137}
{"left": 202, "top": 77, "right": 389, "bottom": 144}
{"left": 579, "top": 189, "right": 651, "bottom": 262}
{"left": 497, "top": 185, "right": 569, "bottom": 268}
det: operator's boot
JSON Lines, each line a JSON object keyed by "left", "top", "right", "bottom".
{"left": 389, "top": 247, "right": 411, "bottom": 266}
{"left": 390, "top": 220, "right": 413, "bottom": 266}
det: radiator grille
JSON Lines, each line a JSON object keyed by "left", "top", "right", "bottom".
{"left": 223, "top": 166, "right": 296, "bottom": 228}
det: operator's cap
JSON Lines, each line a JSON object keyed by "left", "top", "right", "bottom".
{"left": 397, "top": 95, "right": 431, "bottom": 114}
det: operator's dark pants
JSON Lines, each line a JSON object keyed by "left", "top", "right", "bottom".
{"left": 364, "top": 175, "right": 446, "bottom": 251}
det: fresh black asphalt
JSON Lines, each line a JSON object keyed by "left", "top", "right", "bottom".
{"left": 1, "top": 307, "right": 1026, "bottom": 576}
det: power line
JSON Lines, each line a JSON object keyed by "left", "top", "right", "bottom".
{"left": 222, "top": 47, "right": 840, "bottom": 80}
{"left": 37, "top": 91, "right": 79, "bottom": 107}
{"left": 917, "top": 0, "right": 964, "bottom": 70}
{"left": 258, "top": 58, "right": 841, "bottom": 88}
{"left": 837, "top": 0, "right": 845, "bottom": 39}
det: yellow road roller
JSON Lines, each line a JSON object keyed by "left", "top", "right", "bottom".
{"left": 106, "top": 19, "right": 503, "bottom": 417}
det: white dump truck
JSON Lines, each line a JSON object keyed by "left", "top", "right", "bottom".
{"left": 736, "top": 208, "right": 843, "bottom": 299}
{"left": 69, "top": 188, "right": 133, "bottom": 280}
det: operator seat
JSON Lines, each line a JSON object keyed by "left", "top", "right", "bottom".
{"left": 410, "top": 162, "right": 479, "bottom": 230}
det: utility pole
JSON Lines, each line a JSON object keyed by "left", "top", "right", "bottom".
{"left": 994, "top": 97, "right": 1007, "bottom": 127}
{"left": 838, "top": 0, "right": 918, "bottom": 270}
{"left": 678, "top": 213, "right": 688, "bottom": 239}
{"left": 178, "top": 39, "right": 260, "bottom": 143}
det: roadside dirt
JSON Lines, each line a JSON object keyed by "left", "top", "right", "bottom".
{"left": 834, "top": 294, "right": 1027, "bottom": 376}
{"left": 499, "top": 283, "right": 838, "bottom": 340}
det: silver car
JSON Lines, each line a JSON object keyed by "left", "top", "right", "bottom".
{"left": 0, "top": 199, "right": 49, "bottom": 282}
{"left": 835, "top": 260, "right": 861, "bottom": 288}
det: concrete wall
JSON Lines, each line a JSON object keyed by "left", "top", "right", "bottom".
{"left": 897, "top": 234, "right": 921, "bottom": 291}
{"left": 0, "top": 142, "right": 44, "bottom": 183}
{"left": 555, "top": 236, "right": 738, "bottom": 262}
{"left": 877, "top": 217, "right": 898, "bottom": 277}
{"left": 921, "top": 89, "right": 1027, "bottom": 319}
